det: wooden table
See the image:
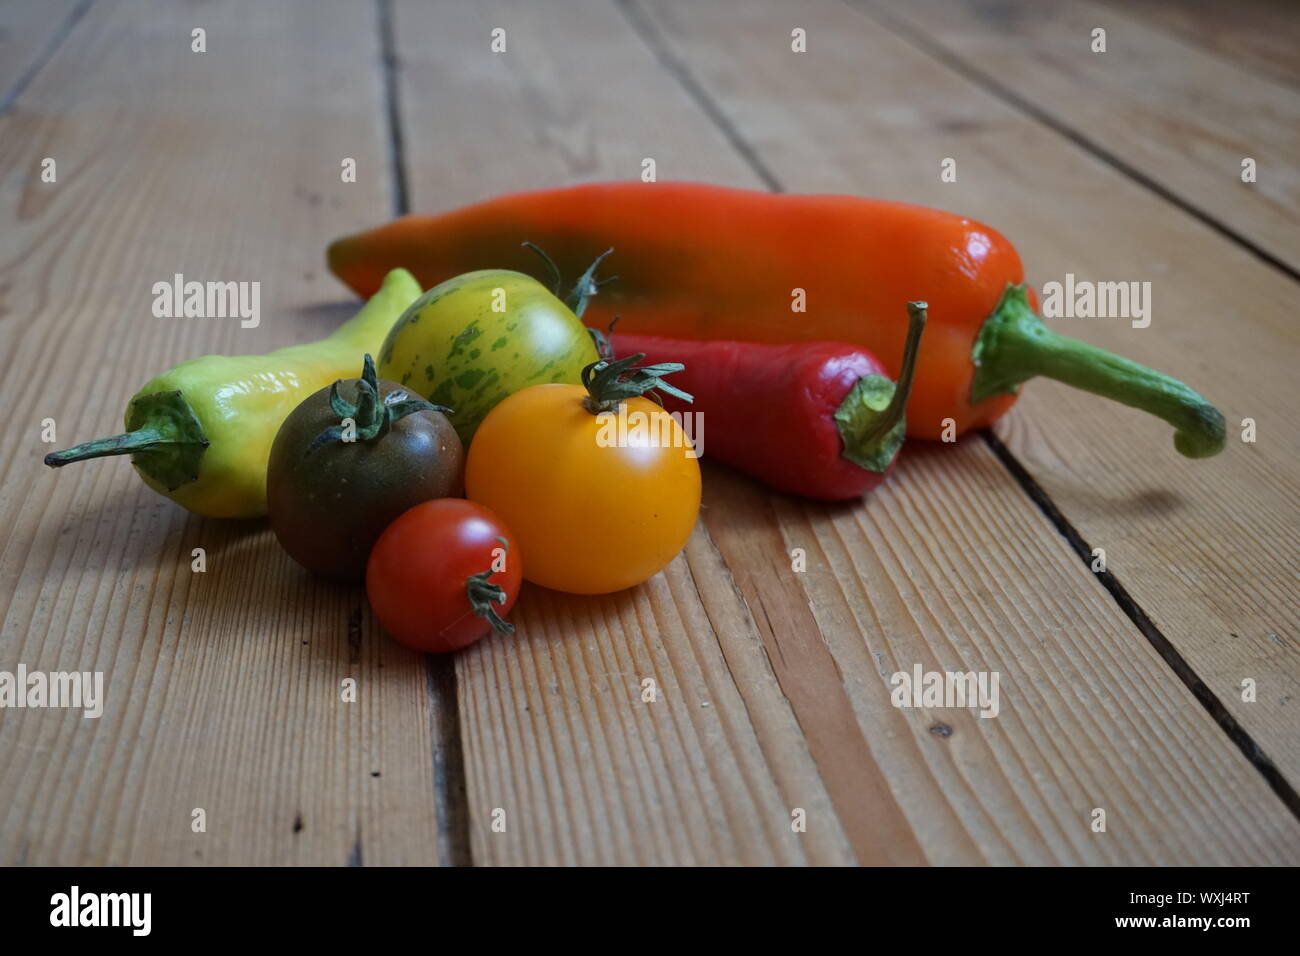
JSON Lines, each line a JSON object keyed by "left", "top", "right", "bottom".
{"left": 2, "top": 0, "right": 1297, "bottom": 866}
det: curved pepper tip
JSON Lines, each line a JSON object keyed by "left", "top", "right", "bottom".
{"left": 1174, "top": 402, "right": 1227, "bottom": 459}
{"left": 971, "top": 284, "right": 1227, "bottom": 460}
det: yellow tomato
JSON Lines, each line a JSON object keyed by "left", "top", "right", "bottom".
{"left": 465, "top": 384, "right": 701, "bottom": 594}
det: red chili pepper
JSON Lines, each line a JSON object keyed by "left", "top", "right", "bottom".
{"left": 328, "top": 182, "right": 1225, "bottom": 458}
{"left": 605, "top": 304, "right": 926, "bottom": 501}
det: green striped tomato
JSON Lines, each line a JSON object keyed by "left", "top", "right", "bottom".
{"left": 377, "top": 270, "right": 598, "bottom": 447}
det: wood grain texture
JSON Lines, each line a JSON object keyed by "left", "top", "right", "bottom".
{"left": 850, "top": 0, "right": 1300, "bottom": 785}
{"left": 3, "top": 0, "right": 1295, "bottom": 867}
{"left": 0, "top": 0, "right": 445, "bottom": 865}
{"left": 868, "top": 0, "right": 1300, "bottom": 273}
{"left": 393, "top": 0, "right": 854, "bottom": 866}
{"left": 1098, "top": 0, "right": 1300, "bottom": 90}
{"left": 630, "top": 0, "right": 1300, "bottom": 795}
{"left": 727, "top": 446, "right": 1298, "bottom": 864}
{"left": 391, "top": 0, "right": 1300, "bottom": 863}
{"left": 0, "top": 0, "right": 83, "bottom": 104}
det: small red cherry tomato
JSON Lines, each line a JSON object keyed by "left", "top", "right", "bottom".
{"left": 366, "top": 498, "right": 521, "bottom": 653}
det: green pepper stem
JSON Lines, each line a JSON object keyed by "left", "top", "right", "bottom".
{"left": 970, "top": 285, "right": 1225, "bottom": 458}
{"left": 833, "top": 302, "right": 926, "bottom": 473}
{"left": 861, "top": 302, "right": 926, "bottom": 449}
{"left": 43, "top": 389, "right": 210, "bottom": 490}
{"left": 44, "top": 428, "right": 170, "bottom": 466}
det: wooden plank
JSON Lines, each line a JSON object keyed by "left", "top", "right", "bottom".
{"left": 711, "top": 448, "right": 1298, "bottom": 864}
{"left": 867, "top": 0, "right": 1300, "bottom": 274}
{"left": 458, "top": 553, "right": 859, "bottom": 865}
{"left": 628, "top": 0, "right": 1300, "bottom": 795}
{"left": 0, "top": 0, "right": 444, "bottom": 865}
{"left": 1098, "top": 0, "right": 1300, "bottom": 90}
{"left": 391, "top": 0, "right": 1300, "bottom": 862}
{"left": 0, "top": 0, "right": 82, "bottom": 104}
{"left": 393, "top": 0, "right": 855, "bottom": 866}
{"left": 852, "top": 0, "right": 1300, "bottom": 786}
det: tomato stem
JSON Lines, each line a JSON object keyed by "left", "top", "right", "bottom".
{"left": 521, "top": 241, "right": 563, "bottom": 294}
{"left": 309, "top": 354, "right": 451, "bottom": 453}
{"left": 587, "top": 316, "right": 622, "bottom": 362}
{"left": 580, "top": 353, "right": 693, "bottom": 415}
{"left": 521, "top": 242, "right": 617, "bottom": 319}
{"left": 564, "top": 248, "right": 616, "bottom": 319}
{"left": 466, "top": 540, "right": 515, "bottom": 635}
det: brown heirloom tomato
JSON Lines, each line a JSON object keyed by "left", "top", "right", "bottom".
{"left": 267, "top": 356, "right": 462, "bottom": 582}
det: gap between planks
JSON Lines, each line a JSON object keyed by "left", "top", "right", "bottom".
{"left": 615, "top": 0, "right": 1300, "bottom": 827}
{"left": 0, "top": 0, "right": 92, "bottom": 114}
{"left": 377, "top": 0, "right": 410, "bottom": 220}
{"left": 375, "top": 0, "right": 472, "bottom": 865}
{"left": 981, "top": 430, "right": 1300, "bottom": 819}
